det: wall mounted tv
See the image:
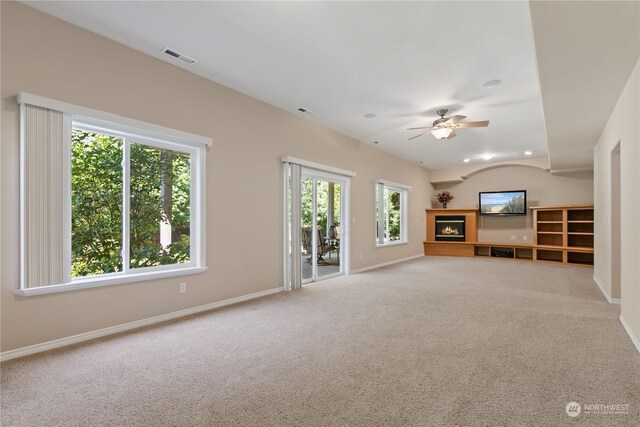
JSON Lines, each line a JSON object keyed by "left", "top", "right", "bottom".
{"left": 479, "top": 190, "right": 527, "bottom": 216}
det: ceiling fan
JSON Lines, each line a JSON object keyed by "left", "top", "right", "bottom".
{"left": 407, "top": 109, "right": 489, "bottom": 140}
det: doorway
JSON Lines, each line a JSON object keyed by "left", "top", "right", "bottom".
{"left": 301, "top": 174, "right": 344, "bottom": 283}
{"left": 611, "top": 143, "right": 621, "bottom": 302}
{"left": 282, "top": 158, "right": 352, "bottom": 290}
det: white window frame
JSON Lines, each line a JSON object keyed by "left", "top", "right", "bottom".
{"left": 375, "top": 179, "right": 410, "bottom": 247}
{"left": 16, "top": 93, "right": 211, "bottom": 296}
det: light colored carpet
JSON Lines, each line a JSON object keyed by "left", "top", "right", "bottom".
{"left": 1, "top": 257, "right": 639, "bottom": 426}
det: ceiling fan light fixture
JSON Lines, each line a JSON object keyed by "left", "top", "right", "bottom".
{"left": 431, "top": 128, "right": 454, "bottom": 139}
{"left": 406, "top": 110, "right": 489, "bottom": 142}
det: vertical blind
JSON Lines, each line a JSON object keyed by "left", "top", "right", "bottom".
{"left": 289, "top": 163, "right": 302, "bottom": 291}
{"left": 282, "top": 161, "right": 303, "bottom": 291}
{"left": 21, "top": 103, "right": 71, "bottom": 288}
{"left": 376, "top": 182, "right": 386, "bottom": 245}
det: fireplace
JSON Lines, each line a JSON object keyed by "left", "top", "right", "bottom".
{"left": 435, "top": 216, "right": 466, "bottom": 241}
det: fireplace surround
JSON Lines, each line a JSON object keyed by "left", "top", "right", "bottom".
{"left": 435, "top": 215, "right": 466, "bottom": 241}
{"left": 425, "top": 208, "right": 478, "bottom": 245}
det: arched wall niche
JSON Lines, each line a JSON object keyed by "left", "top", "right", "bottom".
{"left": 461, "top": 163, "right": 548, "bottom": 180}
{"left": 429, "top": 157, "right": 551, "bottom": 185}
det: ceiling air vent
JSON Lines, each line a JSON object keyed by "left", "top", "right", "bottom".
{"left": 161, "top": 47, "right": 197, "bottom": 65}
{"left": 297, "top": 107, "right": 315, "bottom": 116}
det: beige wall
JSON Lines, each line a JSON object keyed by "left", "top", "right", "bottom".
{"left": 594, "top": 58, "right": 640, "bottom": 346}
{"left": 0, "top": 3, "right": 432, "bottom": 352}
{"left": 432, "top": 165, "right": 593, "bottom": 243}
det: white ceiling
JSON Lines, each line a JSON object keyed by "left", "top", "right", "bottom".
{"left": 22, "top": 1, "right": 638, "bottom": 171}
{"left": 529, "top": 1, "right": 640, "bottom": 172}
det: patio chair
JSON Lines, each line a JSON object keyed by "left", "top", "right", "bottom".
{"left": 316, "top": 228, "right": 332, "bottom": 265}
{"left": 302, "top": 227, "right": 313, "bottom": 263}
{"left": 301, "top": 227, "right": 333, "bottom": 265}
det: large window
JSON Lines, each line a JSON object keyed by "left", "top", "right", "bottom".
{"left": 71, "top": 128, "right": 193, "bottom": 278}
{"left": 376, "top": 180, "right": 409, "bottom": 245}
{"left": 18, "top": 93, "right": 209, "bottom": 295}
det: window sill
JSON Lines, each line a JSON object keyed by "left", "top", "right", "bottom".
{"left": 375, "top": 241, "right": 408, "bottom": 248}
{"left": 14, "top": 267, "right": 208, "bottom": 297}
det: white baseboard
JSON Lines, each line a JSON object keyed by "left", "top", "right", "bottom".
{"left": 593, "top": 275, "right": 614, "bottom": 303}
{"left": 619, "top": 315, "right": 640, "bottom": 355}
{"left": 351, "top": 254, "right": 423, "bottom": 274}
{"left": 611, "top": 298, "right": 621, "bottom": 305}
{"left": 0, "top": 287, "right": 283, "bottom": 362}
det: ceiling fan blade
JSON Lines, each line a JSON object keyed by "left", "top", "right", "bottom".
{"left": 445, "top": 115, "right": 466, "bottom": 124}
{"left": 447, "top": 130, "right": 457, "bottom": 140}
{"left": 406, "top": 126, "right": 433, "bottom": 131}
{"left": 457, "top": 120, "right": 489, "bottom": 128}
{"left": 408, "top": 130, "right": 430, "bottom": 140}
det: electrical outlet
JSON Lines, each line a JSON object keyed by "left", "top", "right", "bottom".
{"left": 510, "top": 235, "right": 516, "bottom": 240}
{"left": 360, "top": 253, "right": 364, "bottom": 259}
{"left": 523, "top": 235, "right": 528, "bottom": 241}
{"left": 179, "top": 282, "right": 187, "bottom": 293}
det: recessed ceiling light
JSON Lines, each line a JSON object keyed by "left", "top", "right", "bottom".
{"left": 463, "top": 158, "right": 470, "bottom": 163}
{"left": 483, "top": 79, "right": 501, "bottom": 88}
{"left": 481, "top": 153, "right": 495, "bottom": 160}
{"left": 524, "top": 150, "right": 532, "bottom": 155}
{"left": 364, "top": 113, "right": 377, "bottom": 119}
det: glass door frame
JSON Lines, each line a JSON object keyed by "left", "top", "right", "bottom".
{"left": 301, "top": 171, "right": 347, "bottom": 284}
{"left": 282, "top": 157, "right": 352, "bottom": 291}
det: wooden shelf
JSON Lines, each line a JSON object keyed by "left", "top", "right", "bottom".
{"left": 424, "top": 240, "right": 593, "bottom": 267}
{"left": 532, "top": 205, "right": 594, "bottom": 266}
{"left": 564, "top": 246, "right": 594, "bottom": 252}
{"left": 472, "top": 242, "right": 533, "bottom": 249}
{"left": 567, "top": 209, "right": 594, "bottom": 221}
{"left": 567, "top": 251, "right": 594, "bottom": 265}
{"left": 515, "top": 248, "right": 533, "bottom": 260}
{"left": 537, "top": 233, "right": 563, "bottom": 246}
{"left": 568, "top": 222, "right": 594, "bottom": 233}
{"left": 536, "top": 249, "right": 564, "bottom": 263}
{"left": 536, "top": 211, "right": 563, "bottom": 222}
{"left": 530, "top": 204, "right": 594, "bottom": 210}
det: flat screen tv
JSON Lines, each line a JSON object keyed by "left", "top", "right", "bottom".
{"left": 479, "top": 190, "right": 527, "bottom": 216}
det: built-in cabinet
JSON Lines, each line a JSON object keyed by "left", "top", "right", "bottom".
{"left": 423, "top": 205, "right": 594, "bottom": 267}
{"left": 532, "top": 205, "right": 594, "bottom": 266}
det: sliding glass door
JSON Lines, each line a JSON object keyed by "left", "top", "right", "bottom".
{"left": 283, "top": 161, "right": 350, "bottom": 290}
{"left": 301, "top": 175, "right": 343, "bottom": 283}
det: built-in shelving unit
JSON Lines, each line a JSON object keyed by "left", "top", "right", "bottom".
{"left": 423, "top": 205, "right": 594, "bottom": 267}
{"left": 474, "top": 243, "right": 534, "bottom": 260}
{"left": 532, "top": 205, "right": 594, "bottom": 266}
